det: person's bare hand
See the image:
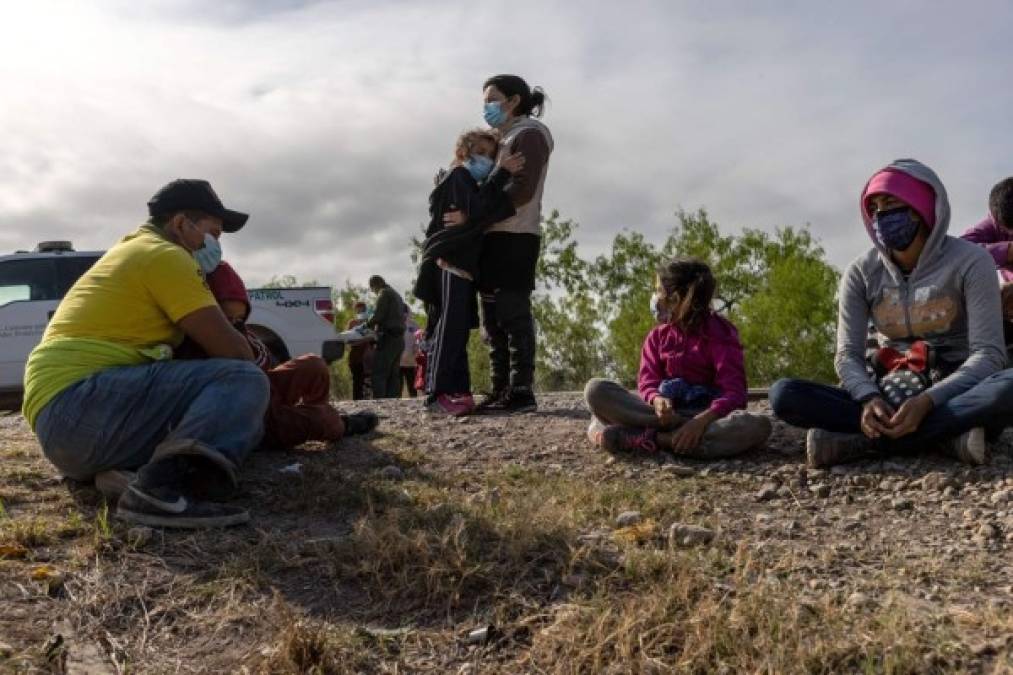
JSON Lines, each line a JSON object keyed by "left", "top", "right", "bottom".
{"left": 670, "top": 412, "right": 715, "bottom": 451}
{"left": 882, "top": 393, "right": 934, "bottom": 438}
{"left": 443, "top": 210, "right": 466, "bottom": 227}
{"left": 860, "top": 396, "right": 895, "bottom": 439}
{"left": 652, "top": 396, "right": 678, "bottom": 427}
{"left": 497, "top": 151, "right": 525, "bottom": 174}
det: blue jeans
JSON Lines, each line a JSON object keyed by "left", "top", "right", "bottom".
{"left": 769, "top": 370, "right": 1013, "bottom": 451}
{"left": 36, "top": 359, "right": 270, "bottom": 486}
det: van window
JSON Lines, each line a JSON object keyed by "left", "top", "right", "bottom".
{"left": 0, "top": 259, "right": 58, "bottom": 306}
{"left": 56, "top": 256, "right": 101, "bottom": 296}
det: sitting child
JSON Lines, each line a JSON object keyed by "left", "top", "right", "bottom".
{"left": 184, "top": 261, "right": 378, "bottom": 449}
{"left": 584, "top": 257, "right": 771, "bottom": 458}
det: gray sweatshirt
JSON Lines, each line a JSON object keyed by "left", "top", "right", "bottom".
{"left": 835, "top": 158, "right": 1005, "bottom": 405}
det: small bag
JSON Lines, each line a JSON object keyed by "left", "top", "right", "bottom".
{"left": 865, "top": 340, "right": 935, "bottom": 408}
{"left": 658, "top": 378, "right": 720, "bottom": 414}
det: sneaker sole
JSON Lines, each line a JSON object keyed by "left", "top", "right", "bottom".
{"left": 473, "top": 403, "right": 538, "bottom": 416}
{"left": 958, "top": 427, "right": 989, "bottom": 465}
{"left": 115, "top": 507, "right": 250, "bottom": 529}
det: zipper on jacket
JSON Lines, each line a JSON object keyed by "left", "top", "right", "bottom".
{"left": 901, "top": 280, "right": 914, "bottom": 338}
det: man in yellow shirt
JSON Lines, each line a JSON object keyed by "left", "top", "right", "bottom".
{"left": 24, "top": 179, "right": 269, "bottom": 528}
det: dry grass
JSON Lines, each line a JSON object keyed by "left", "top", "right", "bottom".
{"left": 1, "top": 400, "right": 1012, "bottom": 672}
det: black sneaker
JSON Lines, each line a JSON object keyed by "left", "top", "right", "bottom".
{"left": 481, "top": 387, "right": 538, "bottom": 414}
{"left": 116, "top": 485, "right": 250, "bottom": 529}
{"left": 342, "top": 411, "right": 379, "bottom": 436}
{"left": 473, "top": 388, "right": 508, "bottom": 414}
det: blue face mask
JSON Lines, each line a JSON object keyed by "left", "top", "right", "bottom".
{"left": 194, "top": 232, "right": 222, "bottom": 274}
{"left": 464, "top": 154, "right": 495, "bottom": 182}
{"left": 483, "top": 101, "right": 507, "bottom": 127}
{"left": 873, "top": 206, "right": 921, "bottom": 251}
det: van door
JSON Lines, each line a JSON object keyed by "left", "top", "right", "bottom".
{"left": 0, "top": 258, "right": 60, "bottom": 392}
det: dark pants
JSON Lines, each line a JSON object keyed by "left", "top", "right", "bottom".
{"left": 769, "top": 371, "right": 1013, "bottom": 451}
{"left": 481, "top": 289, "right": 536, "bottom": 391}
{"left": 372, "top": 333, "right": 405, "bottom": 399}
{"left": 428, "top": 269, "right": 473, "bottom": 395}
{"left": 349, "top": 360, "right": 367, "bottom": 400}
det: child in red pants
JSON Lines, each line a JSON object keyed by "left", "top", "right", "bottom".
{"left": 202, "top": 262, "right": 377, "bottom": 449}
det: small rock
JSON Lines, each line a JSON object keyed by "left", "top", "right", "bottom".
{"left": 785, "top": 520, "right": 802, "bottom": 533}
{"left": 812, "top": 484, "right": 831, "bottom": 499}
{"left": 755, "top": 483, "right": 778, "bottom": 502}
{"left": 662, "top": 465, "right": 695, "bottom": 477}
{"left": 919, "top": 472, "right": 953, "bottom": 492}
{"left": 892, "top": 498, "right": 914, "bottom": 511}
{"left": 846, "top": 591, "right": 873, "bottom": 608}
{"left": 977, "top": 523, "right": 999, "bottom": 540}
{"left": 807, "top": 469, "right": 828, "bottom": 480}
{"left": 812, "top": 515, "right": 831, "bottom": 527}
{"left": 942, "top": 486, "right": 958, "bottom": 499}
{"left": 776, "top": 486, "right": 793, "bottom": 498}
{"left": 126, "top": 527, "right": 154, "bottom": 547}
{"left": 990, "top": 489, "right": 1012, "bottom": 505}
{"left": 754, "top": 513, "right": 773, "bottom": 525}
{"left": 616, "top": 511, "right": 642, "bottom": 528}
{"left": 668, "top": 523, "right": 715, "bottom": 547}
{"left": 379, "top": 465, "right": 405, "bottom": 481}
{"left": 842, "top": 520, "right": 862, "bottom": 532}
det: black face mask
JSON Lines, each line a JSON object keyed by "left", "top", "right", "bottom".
{"left": 873, "top": 206, "right": 921, "bottom": 251}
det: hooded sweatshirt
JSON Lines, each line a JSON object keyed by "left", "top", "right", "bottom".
{"left": 960, "top": 214, "right": 1013, "bottom": 282}
{"left": 836, "top": 159, "right": 1005, "bottom": 406}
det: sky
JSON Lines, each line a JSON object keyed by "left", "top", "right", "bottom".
{"left": 2, "top": 0, "right": 1012, "bottom": 296}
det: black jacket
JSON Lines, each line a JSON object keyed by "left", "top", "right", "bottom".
{"left": 413, "top": 166, "right": 515, "bottom": 306}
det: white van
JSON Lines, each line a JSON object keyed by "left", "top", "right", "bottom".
{"left": 0, "top": 241, "right": 345, "bottom": 409}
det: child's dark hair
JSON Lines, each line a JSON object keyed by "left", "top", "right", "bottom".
{"left": 657, "top": 257, "right": 716, "bottom": 332}
{"left": 483, "top": 74, "right": 548, "bottom": 118}
{"left": 989, "top": 177, "right": 1013, "bottom": 229}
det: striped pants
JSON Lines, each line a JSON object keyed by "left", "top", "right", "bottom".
{"left": 427, "top": 268, "right": 473, "bottom": 395}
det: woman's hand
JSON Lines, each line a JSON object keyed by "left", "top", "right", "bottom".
{"left": 443, "top": 210, "right": 467, "bottom": 227}
{"left": 497, "top": 151, "right": 525, "bottom": 174}
{"left": 860, "top": 396, "right": 895, "bottom": 439}
{"left": 882, "top": 393, "right": 934, "bottom": 438}
{"left": 670, "top": 410, "right": 717, "bottom": 452}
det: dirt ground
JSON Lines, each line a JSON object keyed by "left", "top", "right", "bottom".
{"left": 1, "top": 394, "right": 1012, "bottom": 673}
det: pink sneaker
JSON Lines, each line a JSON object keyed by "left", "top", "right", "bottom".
{"left": 601, "top": 425, "right": 658, "bottom": 454}
{"left": 427, "top": 393, "right": 475, "bottom": 416}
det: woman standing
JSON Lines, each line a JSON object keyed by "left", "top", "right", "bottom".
{"left": 474, "top": 74, "right": 553, "bottom": 414}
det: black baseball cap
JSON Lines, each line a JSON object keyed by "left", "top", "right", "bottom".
{"left": 147, "top": 179, "right": 249, "bottom": 233}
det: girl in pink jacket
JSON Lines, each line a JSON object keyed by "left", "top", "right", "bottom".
{"left": 585, "top": 258, "right": 771, "bottom": 457}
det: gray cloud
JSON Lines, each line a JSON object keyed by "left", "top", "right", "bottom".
{"left": 2, "top": 1, "right": 1012, "bottom": 301}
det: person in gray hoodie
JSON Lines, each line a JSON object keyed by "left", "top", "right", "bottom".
{"left": 770, "top": 158, "right": 1013, "bottom": 467}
